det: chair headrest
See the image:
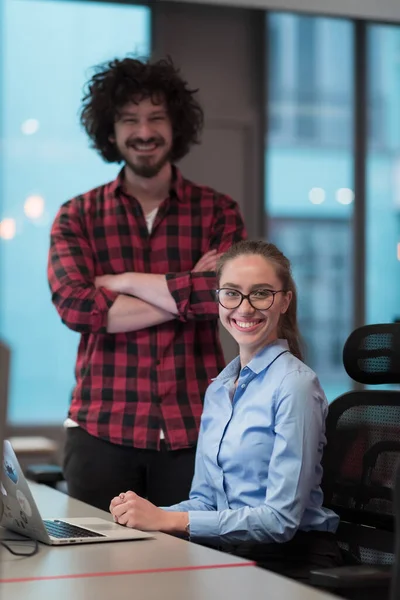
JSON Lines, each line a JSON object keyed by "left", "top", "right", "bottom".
{"left": 343, "top": 324, "right": 400, "bottom": 385}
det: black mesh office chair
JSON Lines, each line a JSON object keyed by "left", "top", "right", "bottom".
{"left": 390, "top": 461, "right": 400, "bottom": 600}
{"left": 311, "top": 324, "right": 400, "bottom": 599}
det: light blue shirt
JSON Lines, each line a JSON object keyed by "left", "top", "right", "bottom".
{"left": 165, "top": 339, "right": 339, "bottom": 544}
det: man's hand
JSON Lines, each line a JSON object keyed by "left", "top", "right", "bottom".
{"left": 109, "top": 491, "right": 187, "bottom": 533}
{"left": 192, "top": 250, "right": 222, "bottom": 273}
{"left": 95, "top": 273, "right": 130, "bottom": 294}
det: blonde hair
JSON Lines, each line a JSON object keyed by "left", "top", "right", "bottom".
{"left": 216, "top": 240, "right": 303, "bottom": 361}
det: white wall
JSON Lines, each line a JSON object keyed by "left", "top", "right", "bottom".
{"left": 158, "top": 0, "right": 400, "bottom": 22}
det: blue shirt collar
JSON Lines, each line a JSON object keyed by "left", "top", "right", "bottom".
{"left": 214, "top": 339, "right": 290, "bottom": 385}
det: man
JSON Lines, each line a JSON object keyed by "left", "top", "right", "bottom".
{"left": 48, "top": 57, "right": 246, "bottom": 512}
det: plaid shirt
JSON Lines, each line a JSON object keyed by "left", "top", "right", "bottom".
{"left": 48, "top": 167, "right": 246, "bottom": 450}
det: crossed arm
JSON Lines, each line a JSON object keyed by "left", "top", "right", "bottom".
{"left": 48, "top": 198, "right": 246, "bottom": 335}
{"left": 96, "top": 250, "right": 219, "bottom": 332}
{"left": 106, "top": 295, "right": 174, "bottom": 334}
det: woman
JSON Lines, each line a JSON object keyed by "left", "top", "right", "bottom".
{"left": 109, "top": 240, "right": 342, "bottom": 581}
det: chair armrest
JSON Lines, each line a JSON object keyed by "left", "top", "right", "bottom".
{"left": 25, "top": 464, "right": 64, "bottom": 487}
{"left": 310, "top": 565, "right": 392, "bottom": 589}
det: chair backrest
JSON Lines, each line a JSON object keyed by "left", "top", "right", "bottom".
{"left": 322, "top": 324, "right": 400, "bottom": 564}
{"left": 323, "top": 392, "right": 400, "bottom": 517}
{"left": 323, "top": 392, "right": 400, "bottom": 564}
{"left": 390, "top": 461, "right": 400, "bottom": 600}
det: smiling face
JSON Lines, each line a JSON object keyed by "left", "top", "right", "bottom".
{"left": 218, "top": 254, "right": 292, "bottom": 365}
{"left": 111, "top": 96, "right": 173, "bottom": 179}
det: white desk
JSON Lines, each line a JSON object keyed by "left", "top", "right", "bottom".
{"left": 1, "top": 482, "right": 340, "bottom": 600}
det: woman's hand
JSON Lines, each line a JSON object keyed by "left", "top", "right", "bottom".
{"left": 109, "top": 491, "right": 188, "bottom": 533}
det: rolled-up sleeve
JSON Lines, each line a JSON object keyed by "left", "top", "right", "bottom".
{"left": 165, "top": 271, "right": 217, "bottom": 322}
{"left": 166, "top": 196, "right": 246, "bottom": 321}
{"left": 48, "top": 200, "right": 118, "bottom": 334}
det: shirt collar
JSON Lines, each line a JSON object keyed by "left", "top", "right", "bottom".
{"left": 107, "top": 165, "right": 186, "bottom": 203}
{"left": 108, "top": 169, "right": 124, "bottom": 196}
{"left": 214, "top": 339, "right": 290, "bottom": 385}
{"left": 170, "top": 166, "right": 186, "bottom": 202}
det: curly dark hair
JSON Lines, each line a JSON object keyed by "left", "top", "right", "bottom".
{"left": 80, "top": 56, "right": 204, "bottom": 163}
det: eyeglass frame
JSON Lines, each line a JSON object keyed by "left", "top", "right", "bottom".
{"left": 215, "top": 287, "right": 287, "bottom": 311}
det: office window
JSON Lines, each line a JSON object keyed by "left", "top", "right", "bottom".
{"left": 0, "top": 0, "right": 151, "bottom": 423}
{"left": 266, "top": 14, "right": 354, "bottom": 400}
{"left": 366, "top": 25, "right": 400, "bottom": 326}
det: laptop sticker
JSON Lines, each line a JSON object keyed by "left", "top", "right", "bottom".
{"left": 14, "top": 518, "right": 26, "bottom": 530}
{"left": 20, "top": 510, "right": 28, "bottom": 524}
{"left": 16, "top": 489, "right": 32, "bottom": 517}
{"left": 3, "top": 459, "right": 18, "bottom": 484}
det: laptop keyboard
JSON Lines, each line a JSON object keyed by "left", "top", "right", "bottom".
{"left": 44, "top": 520, "right": 105, "bottom": 539}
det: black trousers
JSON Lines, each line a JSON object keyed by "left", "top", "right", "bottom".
{"left": 222, "top": 530, "right": 343, "bottom": 583}
{"left": 63, "top": 427, "right": 196, "bottom": 512}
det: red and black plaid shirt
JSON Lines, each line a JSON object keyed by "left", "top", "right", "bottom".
{"left": 48, "top": 167, "right": 246, "bottom": 450}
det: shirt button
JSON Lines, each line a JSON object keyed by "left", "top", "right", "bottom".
{"left": 241, "top": 383, "right": 246, "bottom": 389}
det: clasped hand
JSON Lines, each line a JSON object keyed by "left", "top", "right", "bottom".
{"left": 109, "top": 491, "right": 167, "bottom": 531}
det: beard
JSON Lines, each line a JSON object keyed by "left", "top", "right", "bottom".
{"left": 117, "top": 137, "right": 172, "bottom": 179}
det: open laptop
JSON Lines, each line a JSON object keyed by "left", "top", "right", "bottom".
{"left": 1, "top": 440, "right": 153, "bottom": 545}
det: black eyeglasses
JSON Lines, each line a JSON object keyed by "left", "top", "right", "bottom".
{"left": 216, "top": 288, "right": 286, "bottom": 311}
